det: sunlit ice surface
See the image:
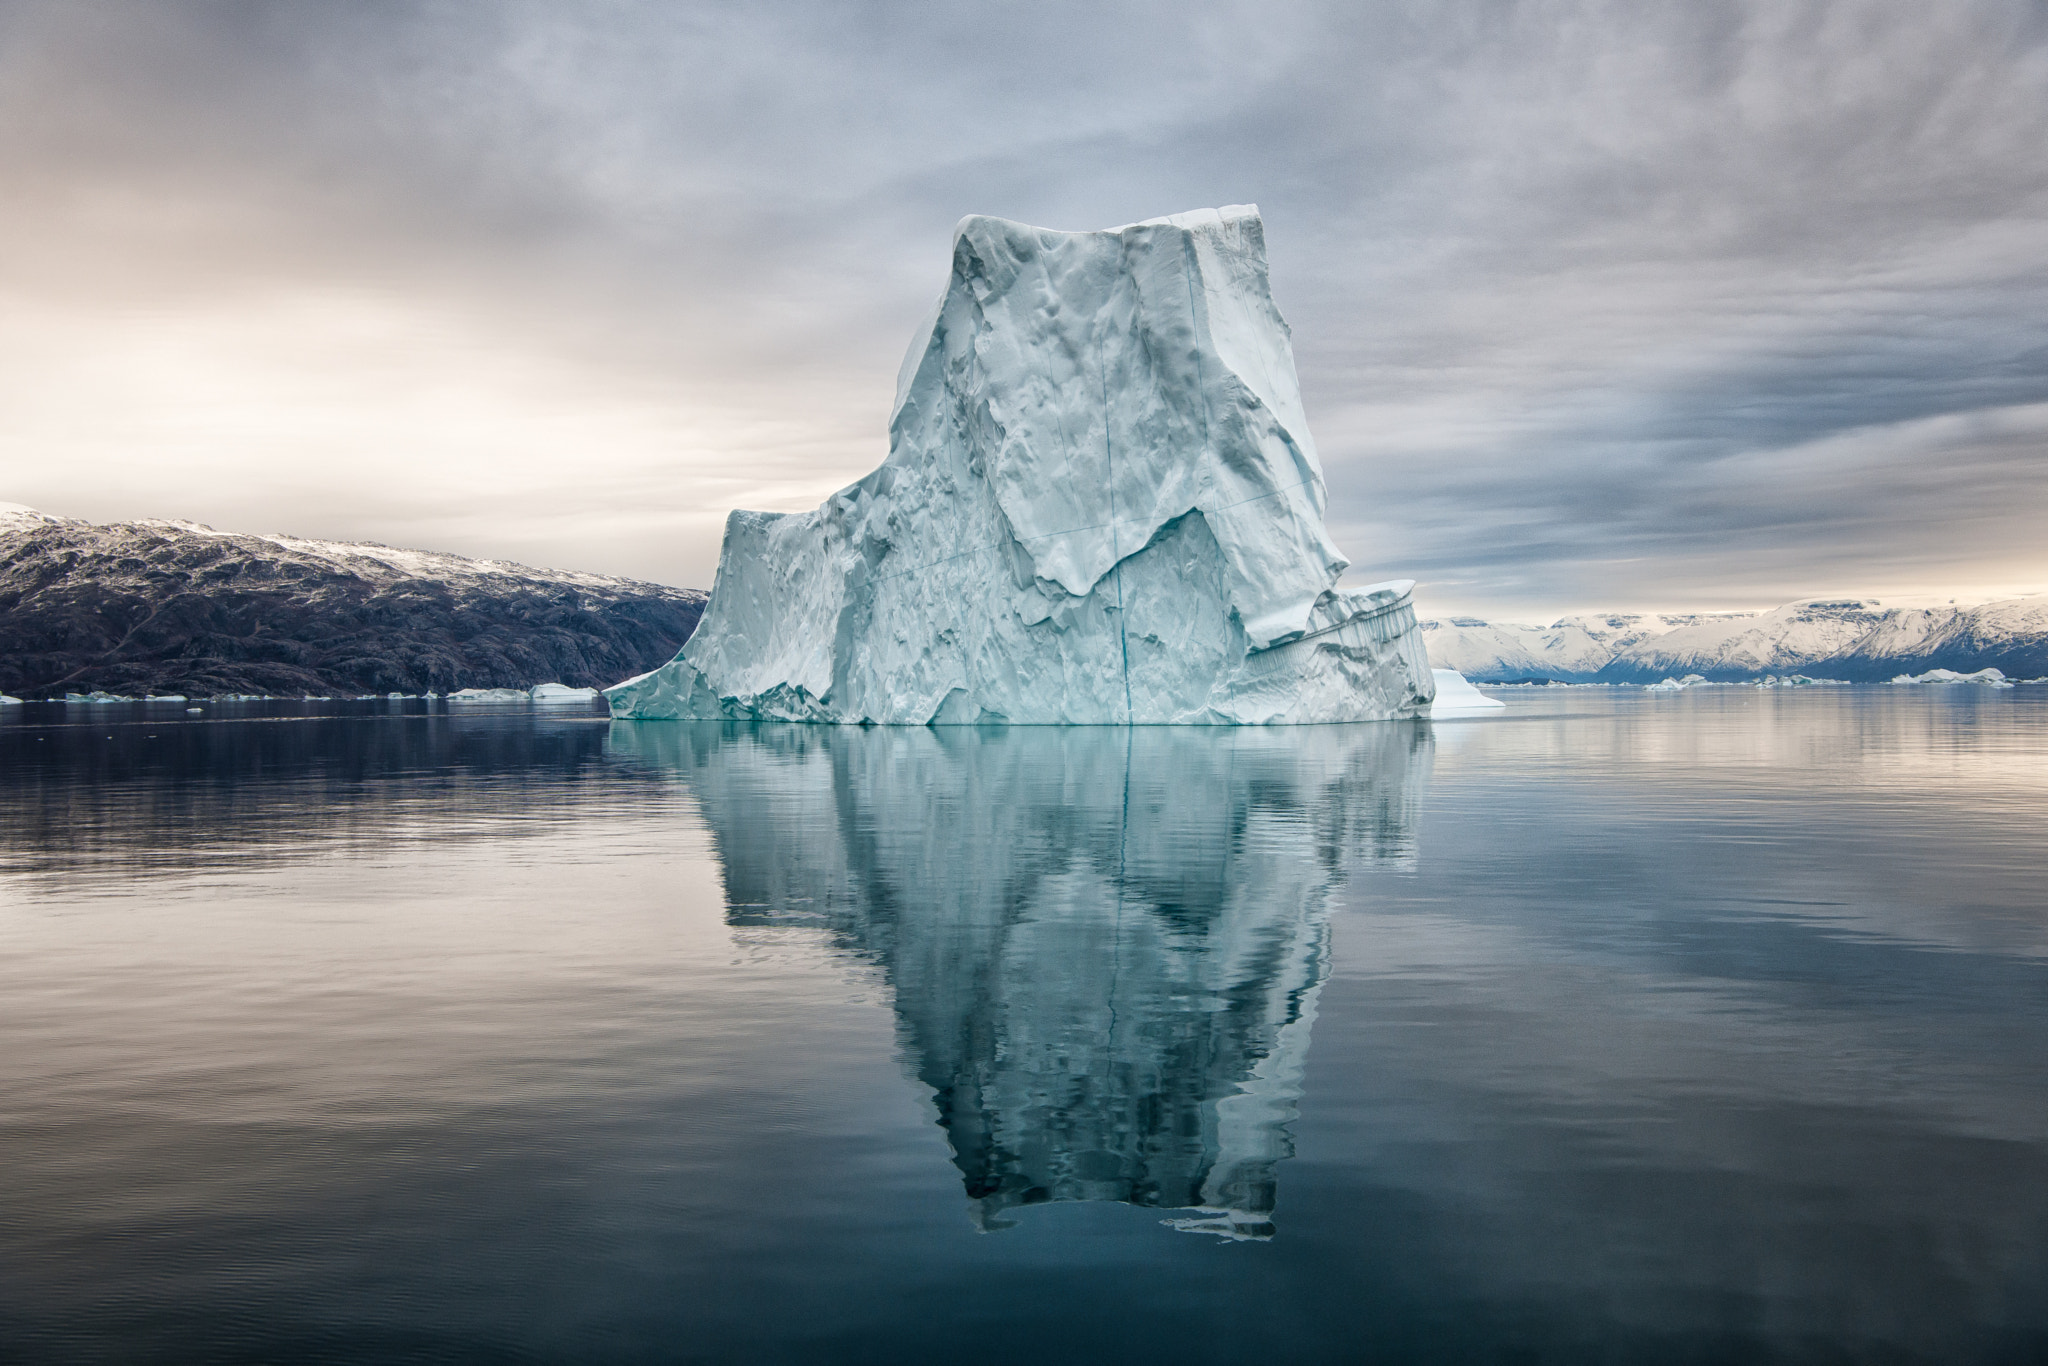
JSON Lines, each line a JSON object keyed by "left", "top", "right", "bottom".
{"left": 0, "top": 689, "right": 2044, "bottom": 1362}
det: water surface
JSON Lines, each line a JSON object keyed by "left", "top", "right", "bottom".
{"left": 2, "top": 689, "right": 2044, "bottom": 1363}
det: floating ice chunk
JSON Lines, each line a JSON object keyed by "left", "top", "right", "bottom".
{"left": 1428, "top": 668, "right": 1504, "bottom": 716}
{"left": 64, "top": 691, "right": 137, "bottom": 703}
{"left": 447, "top": 687, "right": 532, "bottom": 703}
{"left": 608, "top": 206, "right": 1432, "bottom": 726}
{"left": 1645, "top": 674, "right": 1709, "bottom": 691}
{"left": 529, "top": 683, "right": 600, "bottom": 703}
{"left": 0, "top": 694, "right": 22, "bottom": 705}
{"left": 1161, "top": 1208, "right": 1279, "bottom": 1242}
{"left": 1889, "top": 667, "right": 2012, "bottom": 687}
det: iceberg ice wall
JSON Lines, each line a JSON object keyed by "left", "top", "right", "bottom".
{"left": 609, "top": 205, "right": 1434, "bottom": 724}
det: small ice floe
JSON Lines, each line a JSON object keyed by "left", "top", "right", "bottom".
{"left": 1754, "top": 674, "right": 1847, "bottom": 688}
{"left": 1160, "top": 1207, "right": 1275, "bottom": 1241}
{"left": 1429, "top": 668, "right": 1505, "bottom": 717}
{"left": 447, "top": 687, "right": 533, "bottom": 703}
{"left": 1645, "top": 674, "right": 1708, "bottom": 691}
{"left": 64, "top": 691, "right": 137, "bottom": 703}
{"left": 185, "top": 706, "right": 203, "bottom": 715}
{"left": 1888, "top": 668, "right": 2013, "bottom": 687}
{"left": 144, "top": 694, "right": 188, "bottom": 702}
{"left": 211, "top": 693, "right": 266, "bottom": 702}
{"left": 530, "top": 682, "right": 600, "bottom": 704}
{"left": 0, "top": 694, "right": 23, "bottom": 705}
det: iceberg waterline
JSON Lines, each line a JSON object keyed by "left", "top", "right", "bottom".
{"left": 607, "top": 206, "right": 1435, "bottom": 725}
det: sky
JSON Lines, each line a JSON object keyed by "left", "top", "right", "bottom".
{"left": 2, "top": 0, "right": 2045, "bottom": 621}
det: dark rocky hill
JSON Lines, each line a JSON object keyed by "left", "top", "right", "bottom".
{"left": 0, "top": 504, "right": 705, "bottom": 699}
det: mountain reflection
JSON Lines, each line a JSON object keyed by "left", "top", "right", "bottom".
{"left": 609, "top": 721, "right": 1433, "bottom": 1237}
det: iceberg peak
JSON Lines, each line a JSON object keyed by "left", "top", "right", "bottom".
{"left": 610, "top": 207, "right": 1434, "bottom": 725}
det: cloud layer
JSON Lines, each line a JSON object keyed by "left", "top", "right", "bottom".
{"left": 2, "top": 0, "right": 2044, "bottom": 616}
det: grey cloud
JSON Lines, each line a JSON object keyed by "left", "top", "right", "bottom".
{"left": 1, "top": 0, "right": 2044, "bottom": 611}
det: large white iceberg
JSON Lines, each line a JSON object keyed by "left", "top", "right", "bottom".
{"left": 609, "top": 205, "right": 1433, "bottom": 725}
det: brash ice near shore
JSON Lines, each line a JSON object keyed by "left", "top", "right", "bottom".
{"left": 607, "top": 206, "right": 1434, "bottom": 724}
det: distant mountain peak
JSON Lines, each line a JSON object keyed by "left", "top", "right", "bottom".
{"left": 1424, "top": 597, "right": 2048, "bottom": 683}
{"left": 0, "top": 501, "right": 62, "bottom": 527}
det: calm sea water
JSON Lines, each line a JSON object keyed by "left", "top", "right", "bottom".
{"left": 1, "top": 688, "right": 2044, "bottom": 1364}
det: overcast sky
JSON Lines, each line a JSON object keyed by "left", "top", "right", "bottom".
{"left": 2, "top": 0, "right": 2044, "bottom": 619}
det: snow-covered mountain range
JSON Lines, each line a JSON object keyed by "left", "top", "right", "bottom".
{"left": 1423, "top": 597, "right": 2048, "bottom": 682}
{"left": 1, "top": 503, "right": 705, "bottom": 698}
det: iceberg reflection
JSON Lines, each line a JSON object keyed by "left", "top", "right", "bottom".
{"left": 609, "top": 721, "right": 1433, "bottom": 1238}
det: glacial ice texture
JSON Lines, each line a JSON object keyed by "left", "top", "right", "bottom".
{"left": 608, "top": 206, "right": 1434, "bottom": 725}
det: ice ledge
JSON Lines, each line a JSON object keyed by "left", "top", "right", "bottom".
{"left": 954, "top": 202, "right": 1263, "bottom": 242}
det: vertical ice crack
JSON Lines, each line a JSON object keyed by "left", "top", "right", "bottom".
{"left": 1101, "top": 348, "right": 1135, "bottom": 725}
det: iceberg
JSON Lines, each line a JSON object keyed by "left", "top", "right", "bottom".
{"left": 1888, "top": 667, "right": 2012, "bottom": 687}
{"left": 608, "top": 205, "right": 1433, "bottom": 725}
{"left": 1428, "top": 668, "right": 1504, "bottom": 716}
{"left": 529, "top": 683, "right": 600, "bottom": 703}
